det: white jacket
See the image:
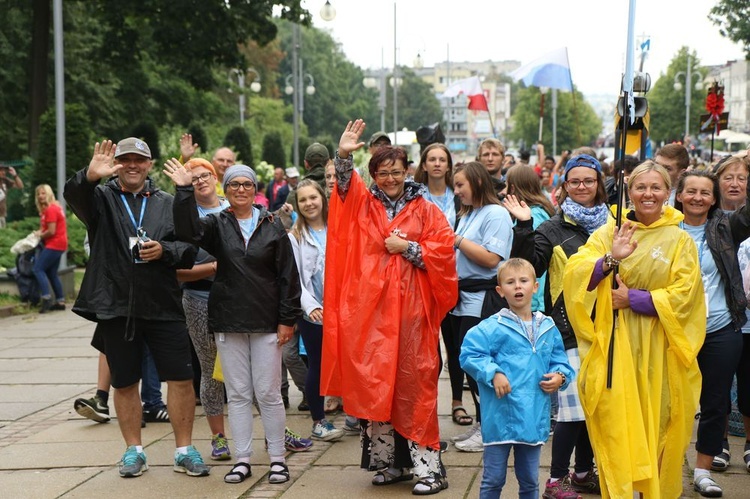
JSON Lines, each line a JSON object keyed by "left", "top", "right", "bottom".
{"left": 288, "top": 228, "right": 325, "bottom": 318}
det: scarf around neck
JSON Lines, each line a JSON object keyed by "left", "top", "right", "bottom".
{"left": 561, "top": 197, "right": 609, "bottom": 234}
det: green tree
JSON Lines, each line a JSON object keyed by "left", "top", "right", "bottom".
{"left": 263, "top": 131, "right": 286, "bottom": 168}
{"left": 510, "top": 86, "right": 602, "bottom": 151}
{"left": 130, "top": 123, "right": 161, "bottom": 160}
{"left": 709, "top": 0, "right": 750, "bottom": 55}
{"left": 32, "top": 104, "right": 92, "bottom": 195}
{"left": 645, "top": 47, "right": 706, "bottom": 144}
{"left": 224, "top": 127, "right": 253, "bottom": 166}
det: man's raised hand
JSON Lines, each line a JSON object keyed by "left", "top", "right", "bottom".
{"left": 86, "top": 140, "right": 121, "bottom": 183}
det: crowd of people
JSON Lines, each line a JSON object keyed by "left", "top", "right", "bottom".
{"left": 1, "top": 119, "right": 738, "bottom": 498}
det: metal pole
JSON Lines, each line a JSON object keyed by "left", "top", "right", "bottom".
{"left": 685, "top": 53, "right": 691, "bottom": 140}
{"left": 238, "top": 72, "right": 246, "bottom": 126}
{"left": 292, "top": 24, "right": 300, "bottom": 168}
{"left": 380, "top": 49, "right": 386, "bottom": 131}
{"left": 552, "top": 88, "right": 558, "bottom": 156}
{"left": 53, "top": 0, "right": 66, "bottom": 267}
{"left": 299, "top": 58, "right": 304, "bottom": 137}
{"left": 392, "top": 2, "right": 398, "bottom": 145}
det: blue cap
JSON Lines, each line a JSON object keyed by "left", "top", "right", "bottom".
{"left": 563, "top": 154, "right": 602, "bottom": 180}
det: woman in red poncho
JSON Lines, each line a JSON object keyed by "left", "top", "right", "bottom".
{"left": 321, "top": 120, "right": 458, "bottom": 495}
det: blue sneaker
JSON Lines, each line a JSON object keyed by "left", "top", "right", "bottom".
{"left": 174, "top": 445, "right": 210, "bottom": 476}
{"left": 284, "top": 427, "right": 313, "bottom": 452}
{"left": 211, "top": 433, "right": 231, "bottom": 461}
{"left": 119, "top": 446, "right": 147, "bottom": 478}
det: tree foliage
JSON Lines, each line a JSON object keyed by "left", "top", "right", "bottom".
{"left": 387, "top": 67, "right": 444, "bottom": 132}
{"left": 645, "top": 47, "right": 706, "bottom": 144}
{"left": 224, "top": 126, "right": 253, "bottom": 166}
{"left": 263, "top": 131, "right": 286, "bottom": 169}
{"left": 709, "top": 0, "right": 750, "bottom": 56}
{"left": 509, "top": 86, "right": 602, "bottom": 151}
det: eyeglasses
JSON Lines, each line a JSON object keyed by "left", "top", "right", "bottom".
{"left": 227, "top": 181, "right": 256, "bottom": 191}
{"left": 191, "top": 172, "right": 213, "bottom": 184}
{"left": 375, "top": 170, "right": 406, "bottom": 180}
{"left": 566, "top": 178, "right": 597, "bottom": 188}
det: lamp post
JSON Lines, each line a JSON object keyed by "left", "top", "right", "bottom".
{"left": 228, "top": 68, "right": 261, "bottom": 126}
{"left": 286, "top": 39, "right": 316, "bottom": 169}
{"left": 673, "top": 53, "right": 704, "bottom": 140}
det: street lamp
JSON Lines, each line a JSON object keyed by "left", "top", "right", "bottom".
{"left": 673, "top": 53, "right": 704, "bottom": 140}
{"left": 320, "top": 0, "right": 336, "bottom": 21}
{"left": 228, "top": 68, "right": 261, "bottom": 126}
{"left": 286, "top": 23, "right": 316, "bottom": 169}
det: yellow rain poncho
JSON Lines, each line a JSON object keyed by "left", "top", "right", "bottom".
{"left": 563, "top": 206, "right": 705, "bottom": 499}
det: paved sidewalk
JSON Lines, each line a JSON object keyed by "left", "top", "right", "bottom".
{"left": 0, "top": 308, "right": 747, "bottom": 497}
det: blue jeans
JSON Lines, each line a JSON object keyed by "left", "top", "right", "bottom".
{"left": 141, "top": 345, "right": 165, "bottom": 410}
{"left": 32, "top": 248, "right": 64, "bottom": 300}
{"left": 480, "top": 443, "right": 541, "bottom": 499}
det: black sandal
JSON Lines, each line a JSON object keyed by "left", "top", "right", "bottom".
{"left": 268, "top": 461, "right": 290, "bottom": 484}
{"left": 412, "top": 474, "right": 449, "bottom": 495}
{"left": 372, "top": 468, "right": 414, "bottom": 485}
{"left": 224, "top": 462, "right": 252, "bottom": 483}
{"left": 451, "top": 406, "right": 473, "bottom": 426}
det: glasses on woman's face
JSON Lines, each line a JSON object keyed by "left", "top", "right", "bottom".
{"left": 375, "top": 169, "right": 406, "bottom": 180}
{"left": 227, "top": 181, "right": 256, "bottom": 191}
{"left": 191, "top": 172, "right": 213, "bottom": 185}
{"left": 566, "top": 178, "right": 597, "bottom": 189}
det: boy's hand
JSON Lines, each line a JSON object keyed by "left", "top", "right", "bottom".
{"left": 540, "top": 372, "right": 564, "bottom": 393}
{"left": 493, "top": 372, "right": 511, "bottom": 398}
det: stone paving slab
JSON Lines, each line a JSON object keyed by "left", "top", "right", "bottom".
{"left": 0, "top": 346, "right": 96, "bottom": 359}
{"left": 0, "top": 468, "right": 106, "bottom": 499}
{"left": 0, "top": 402, "right": 51, "bottom": 421}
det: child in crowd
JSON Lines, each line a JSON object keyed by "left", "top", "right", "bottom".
{"left": 288, "top": 179, "right": 347, "bottom": 442}
{"left": 460, "top": 258, "right": 574, "bottom": 499}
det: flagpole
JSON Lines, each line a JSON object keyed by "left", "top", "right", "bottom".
{"left": 608, "top": 0, "right": 637, "bottom": 390}
{"left": 538, "top": 89, "right": 546, "bottom": 142}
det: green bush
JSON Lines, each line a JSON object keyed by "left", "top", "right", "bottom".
{"left": 224, "top": 126, "right": 253, "bottom": 166}
{"left": 263, "top": 131, "right": 285, "bottom": 170}
{"left": 0, "top": 214, "right": 87, "bottom": 270}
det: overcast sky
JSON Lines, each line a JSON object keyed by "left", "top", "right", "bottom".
{"left": 307, "top": 0, "right": 746, "bottom": 97}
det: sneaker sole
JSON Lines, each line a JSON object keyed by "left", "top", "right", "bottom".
{"left": 285, "top": 445, "right": 313, "bottom": 452}
{"left": 311, "top": 432, "right": 344, "bottom": 442}
{"left": 74, "top": 402, "right": 110, "bottom": 423}
{"left": 120, "top": 463, "right": 148, "bottom": 478}
{"left": 173, "top": 465, "right": 210, "bottom": 477}
{"left": 453, "top": 444, "right": 483, "bottom": 452}
{"left": 210, "top": 453, "right": 232, "bottom": 461}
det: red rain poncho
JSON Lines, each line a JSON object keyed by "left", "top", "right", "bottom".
{"left": 321, "top": 173, "right": 458, "bottom": 448}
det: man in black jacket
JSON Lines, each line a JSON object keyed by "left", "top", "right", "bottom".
{"left": 65, "top": 138, "right": 208, "bottom": 478}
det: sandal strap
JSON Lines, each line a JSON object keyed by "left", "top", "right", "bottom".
{"left": 269, "top": 461, "right": 289, "bottom": 478}
{"left": 224, "top": 462, "right": 252, "bottom": 483}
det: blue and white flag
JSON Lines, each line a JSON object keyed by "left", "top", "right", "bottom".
{"left": 509, "top": 47, "right": 573, "bottom": 92}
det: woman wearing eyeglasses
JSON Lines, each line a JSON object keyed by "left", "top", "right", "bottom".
{"left": 166, "top": 160, "right": 302, "bottom": 486}
{"left": 173, "top": 159, "right": 231, "bottom": 461}
{"left": 321, "top": 119, "right": 457, "bottom": 495}
{"left": 504, "top": 154, "right": 610, "bottom": 497}
{"left": 562, "top": 161, "right": 705, "bottom": 498}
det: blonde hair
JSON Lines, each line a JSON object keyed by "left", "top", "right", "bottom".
{"left": 291, "top": 179, "right": 328, "bottom": 242}
{"left": 496, "top": 258, "right": 536, "bottom": 283}
{"left": 627, "top": 160, "right": 671, "bottom": 192}
{"left": 34, "top": 184, "right": 57, "bottom": 214}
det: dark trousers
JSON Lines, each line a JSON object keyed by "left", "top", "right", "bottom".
{"left": 737, "top": 333, "right": 750, "bottom": 416}
{"left": 298, "top": 319, "right": 325, "bottom": 421}
{"left": 446, "top": 314, "right": 483, "bottom": 423}
{"left": 696, "top": 323, "right": 743, "bottom": 456}
{"left": 549, "top": 421, "right": 595, "bottom": 478}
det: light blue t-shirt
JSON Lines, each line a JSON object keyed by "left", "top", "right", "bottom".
{"left": 308, "top": 227, "right": 327, "bottom": 308}
{"left": 452, "top": 204, "right": 513, "bottom": 317}
{"left": 684, "top": 222, "right": 731, "bottom": 333}
{"left": 423, "top": 188, "right": 456, "bottom": 228}
{"left": 237, "top": 207, "right": 260, "bottom": 247}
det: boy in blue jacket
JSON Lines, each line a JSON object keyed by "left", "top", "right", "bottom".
{"left": 460, "top": 258, "right": 574, "bottom": 499}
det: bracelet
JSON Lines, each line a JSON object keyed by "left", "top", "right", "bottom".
{"left": 555, "top": 371, "right": 566, "bottom": 386}
{"left": 455, "top": 236, "right": 464, "bottom": 250}
{"left": 604, "top": 253, "right": 621, "bottom": 268}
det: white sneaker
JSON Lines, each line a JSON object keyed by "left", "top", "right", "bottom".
{"left": 454, "top": 426, "right": 483, "bottom": 452}
{"left": 450, "top": 423, "right": 480, "bottom": 443}
{"left": 311, "top": 419, "right": 344, "bottom": 442}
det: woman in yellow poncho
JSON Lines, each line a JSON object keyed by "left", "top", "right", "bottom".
{"left": 563, "top": 161, "right": 706, "bottom": 498}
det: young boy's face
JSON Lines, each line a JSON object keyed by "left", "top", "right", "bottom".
{"left": 496, "top": 267, "right": 538, "bottom": 313}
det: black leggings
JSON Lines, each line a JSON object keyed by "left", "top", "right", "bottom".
{"left": 549, "top": 421, "right": 595, "bottom": 479}
{"left": 444, "top": 314, "right": 482, "bottom": 423}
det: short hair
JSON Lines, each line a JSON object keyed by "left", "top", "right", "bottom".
{"left": 627, "top": 160, "right": 671, "bottom": 192}
{"left": 674, "top": 169, "right": 720, "bottom": 219}
{"left": 655, "top": 143, "right": 690, "bottom": 170}
{"left": 572, "top": 146, "right": 597, "bottom": 158}
{"left": 476, "top": 138, "right": 505, "bottom": 159}
{"left": 497, "top": 258, "right": 536, "bottom": 283}
{"left": 713, "top": 154, "right": 750, "bottom": 178}
{"left": 368, "top": 145, "right": 408, "bottom": 178}
{"left": 414, "top": 143, "right": 453, "bottom": 187}
{"left": 184, "top": 158, "right": 217, "bottom": 177}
